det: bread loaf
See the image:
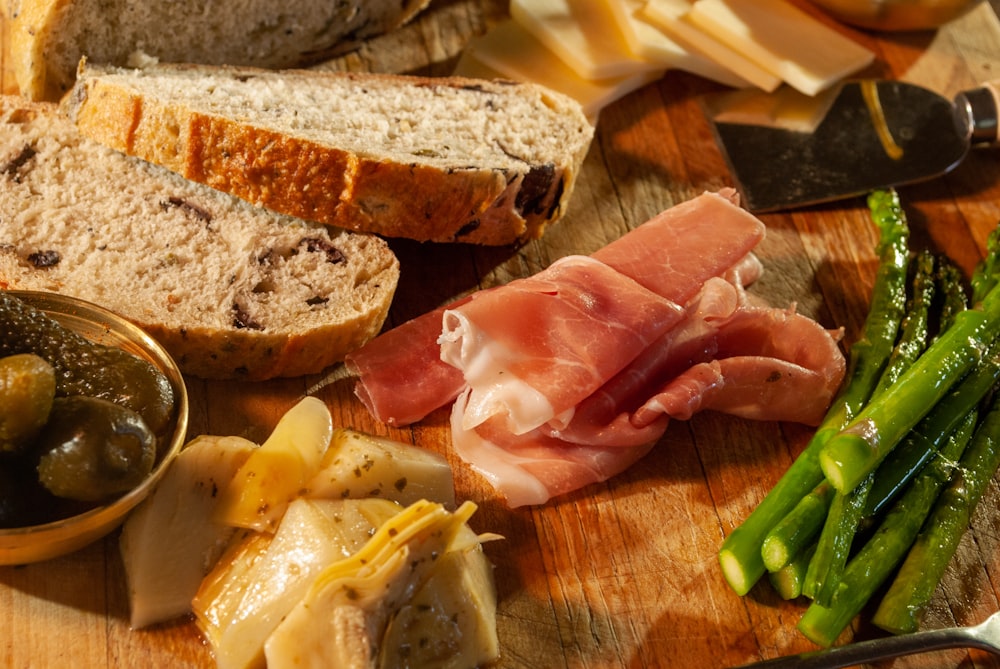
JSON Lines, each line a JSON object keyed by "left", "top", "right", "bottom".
{"left": 0, "top": 94, "right": 400, "bottom": 381}
{"left": 64, "top": 61, "right": 595, "bottom": 245}
{"left": 3, "top": 0, "right": 431, "bottom": 101}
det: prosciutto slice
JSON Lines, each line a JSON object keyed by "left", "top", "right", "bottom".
{"left": 451, "top": 277, "right": 845, "bottom": 506}
{"left": 439, "top": 255, "right": 685, "bottom": 435}
{"left": 346, "top": 190, "right": 847, "bottom": 507}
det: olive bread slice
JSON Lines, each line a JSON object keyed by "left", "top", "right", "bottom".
{"left": 0, "top": 95, "right": 400, "bottom": 381}
{"left": 64, "top": 62, "right": 595, "bottom": 245}
{"left": 3, "top": 0, "right": 432, "bottom": 101}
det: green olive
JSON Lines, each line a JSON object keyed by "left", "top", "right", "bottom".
{"left": 0, "top": 354, "right": 56, "bottom": 454}
{"left": 33, "top": 396, "right": 157, "bottom": 502}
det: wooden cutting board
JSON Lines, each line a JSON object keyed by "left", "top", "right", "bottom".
{"left": 2, "top": 2, "right": 1000, "bottom": 667}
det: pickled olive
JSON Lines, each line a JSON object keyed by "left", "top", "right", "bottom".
{"left": 0, "top": 292, "right": 175, "bottom": 435}
{"left": 0, "top": 354, "right": 56, "bottom": 453}
{"left": 33, "top": 396, "right": 157, "bottom": 502}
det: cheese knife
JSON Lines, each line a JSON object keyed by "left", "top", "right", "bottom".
{"left": 704, "top": 78, "right": 999, "bottom": 213}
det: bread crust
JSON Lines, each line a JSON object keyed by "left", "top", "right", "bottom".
{"left": 66, "top": 63, "right": 594, "bottom": 245}
{"left": 5, "top": 0, "right": 65, "bottom": 100}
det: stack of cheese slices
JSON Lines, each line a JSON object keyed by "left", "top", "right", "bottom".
{"left": 456, "top": 0, "right": 876, "bottom": 121}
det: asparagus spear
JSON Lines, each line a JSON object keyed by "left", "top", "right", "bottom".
{"left": 802, "top": 250, "right": 936, "bottom": 604}
{"left": 761, "top": 481, "right": 833, "bottom": 572}
{"left": 872, "top": 399, "right": 1000, "bottom": 635}
{"left": 796, "top": 414, "right": 976, "bottom": 647}
{"left": 862, "top": 341, "right": 1000, "bottom": 519}
{"left": 875, "top": 250, "right": 937, "bottom": 391}
{"left": 935, "top": 257, "right": 968, "bottom": 336}
{"left": 971, "top": 224, "right": 1000, "bottom": 305}
{"left": 801, "top": 474, "right": 872, "bottom": 605}
{"left": 718, "top": 189, "right": 910, "bottom": 596}
{"left": 818, "top": 281, "right": 1000, "bottom": 494}
{"left": 769, "top": 543, "right": 817, "bottom": 601}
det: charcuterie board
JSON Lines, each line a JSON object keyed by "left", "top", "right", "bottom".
{"left": 2, "top": 1, "right": 1000, "bottom": 667}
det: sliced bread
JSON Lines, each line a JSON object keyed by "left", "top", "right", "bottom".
{"left": 0, "top": 94, "right": 400, "bottom": 381}
{"left": 64, "top": 62, "right": 596, "bottom": 246}
{"left": 3, "top": 0, "right": 432, "bottom": 101}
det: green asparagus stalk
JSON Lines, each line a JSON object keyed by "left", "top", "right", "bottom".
{"left": 801, "top": 474, "right": 872, "bottom": 605}
{"left": 761, "top": 481, "right": 833, "bottom": 572}
{"left": 801, "top": 251, "right": 935, "bottom": 605}
{"left": 819, "top": 281, "right": 1000, "bottom": 494}
{"left": 769, "top": 543, "right": 817, "bottom": 601}
{"left": 875, "top": 250, "right": 936, "bottom": 391}
{"left": 935, "top": 258, "right": 968, "bottom": 336}
{"left": 858, "top": 257, "right": 983, "bottom": 519}
{"left": 796, "top": 415, "right": 976, "bottom": 647}
{"left": 718, "top": 189, "right": 910, "bottom": 596}
{"left": 872, "top": 399, "right": 1000, "bottom": 635}
{"left": 862, "top": 343, "right": 1000, "bottom": 519}
{"left": 971, "top": 224, "right": 1000, "bottom": 305}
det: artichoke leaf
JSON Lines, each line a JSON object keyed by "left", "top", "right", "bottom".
{"left": 119, "top": 434, "right": 256, "bottom": 628}
{"left": 215, "top": 396, "right": 333, "bottom": 532}
{"left": 305, "top": 429, "right": 456, "bottom": 508}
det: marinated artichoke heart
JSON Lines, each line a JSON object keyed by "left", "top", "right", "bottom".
{"left": 120, "top": 396, "right": 500, "bottom": 669}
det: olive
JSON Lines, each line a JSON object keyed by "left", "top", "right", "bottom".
{"left": 0, "top": 353, "right": 56, "bottom": 454}
{"left": 32, "top": 396, "right": 157, "bottom": 502}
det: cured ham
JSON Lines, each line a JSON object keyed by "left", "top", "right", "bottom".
{"left": 439, "top": 255, "right": 686, "bottom": 435}
{"left": 345, "top": 300, "right": 468, "bottom": 427}
{"left": 346, "top": 190, "right": 846, "bottom": 507}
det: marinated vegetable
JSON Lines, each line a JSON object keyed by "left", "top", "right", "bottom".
{"left": 33, "top": 396, "right": 157, "bottom": 502}
{"left": 0, "top": 292, "right": 175, "bottom": 436}
{"left": 0, "top": 353, "right": 56, "bottom": 453}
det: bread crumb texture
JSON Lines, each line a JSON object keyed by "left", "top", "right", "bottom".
{"left": 0, "top": 96, "right": 400, "bottom": 380}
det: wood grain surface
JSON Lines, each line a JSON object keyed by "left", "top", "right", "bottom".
{"left": 2, "top": 1, "right": 1000, "bottom": 667}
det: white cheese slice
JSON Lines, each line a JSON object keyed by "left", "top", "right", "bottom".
{"left": 601, "top": 0, "right": 749, "bottom": 88}
{"left": 460, "top": 19, "right": 660, "bottom": 122}
{"left": 641, "top": 0, "right": 782, "bottom": 92}
{"left": 509, "top": 0, "right": 664, "bottom": 80}
{"left": 687, "top": 0, "right": 875, "bottom": 96}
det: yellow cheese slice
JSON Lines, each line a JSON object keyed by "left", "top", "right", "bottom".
{"left": 703, "top": 84, "right": 840, "bottom": 133}
{"left": 687, "top": 0, "right": 875, "bottom": 96}
{"left": 510, "top": 0, "right": 664, "bottom": 80}
{"left": 601, "top": 0, "right": 748, "bottom": 88}
{"left": 460, "top": 20, "right": 660, "bottom": 122}
{"left": 641, "top": 0, "right": 782, "bottom": 92}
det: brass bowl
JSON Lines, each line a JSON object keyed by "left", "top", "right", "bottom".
{"left": 806, "top": 0, "right": 982, "bottom": 30}
{"left": 0, "top": 291, "right": 188, "bottom": 564}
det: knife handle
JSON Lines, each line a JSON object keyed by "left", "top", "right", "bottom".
{"left": 957, "top": 78, "right": 1000, "bottom": 145}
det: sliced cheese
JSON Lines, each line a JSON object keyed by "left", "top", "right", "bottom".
{"left": 461, "top": 19, "right": 659, "bottom": 122}
{"left": 510, "top": 0, "right": 663, "bottom": 80}
{"left": 687, "top": 0, "right": 875, "bottom": 96}
{"left": 641, "top": 0, "right": 782, "bottom": 92}
{"left": 602, "top": 0, "right": 748, "bottom": 88}
{"left": 704, "top": 84, "right": 840, "bottom": 133}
